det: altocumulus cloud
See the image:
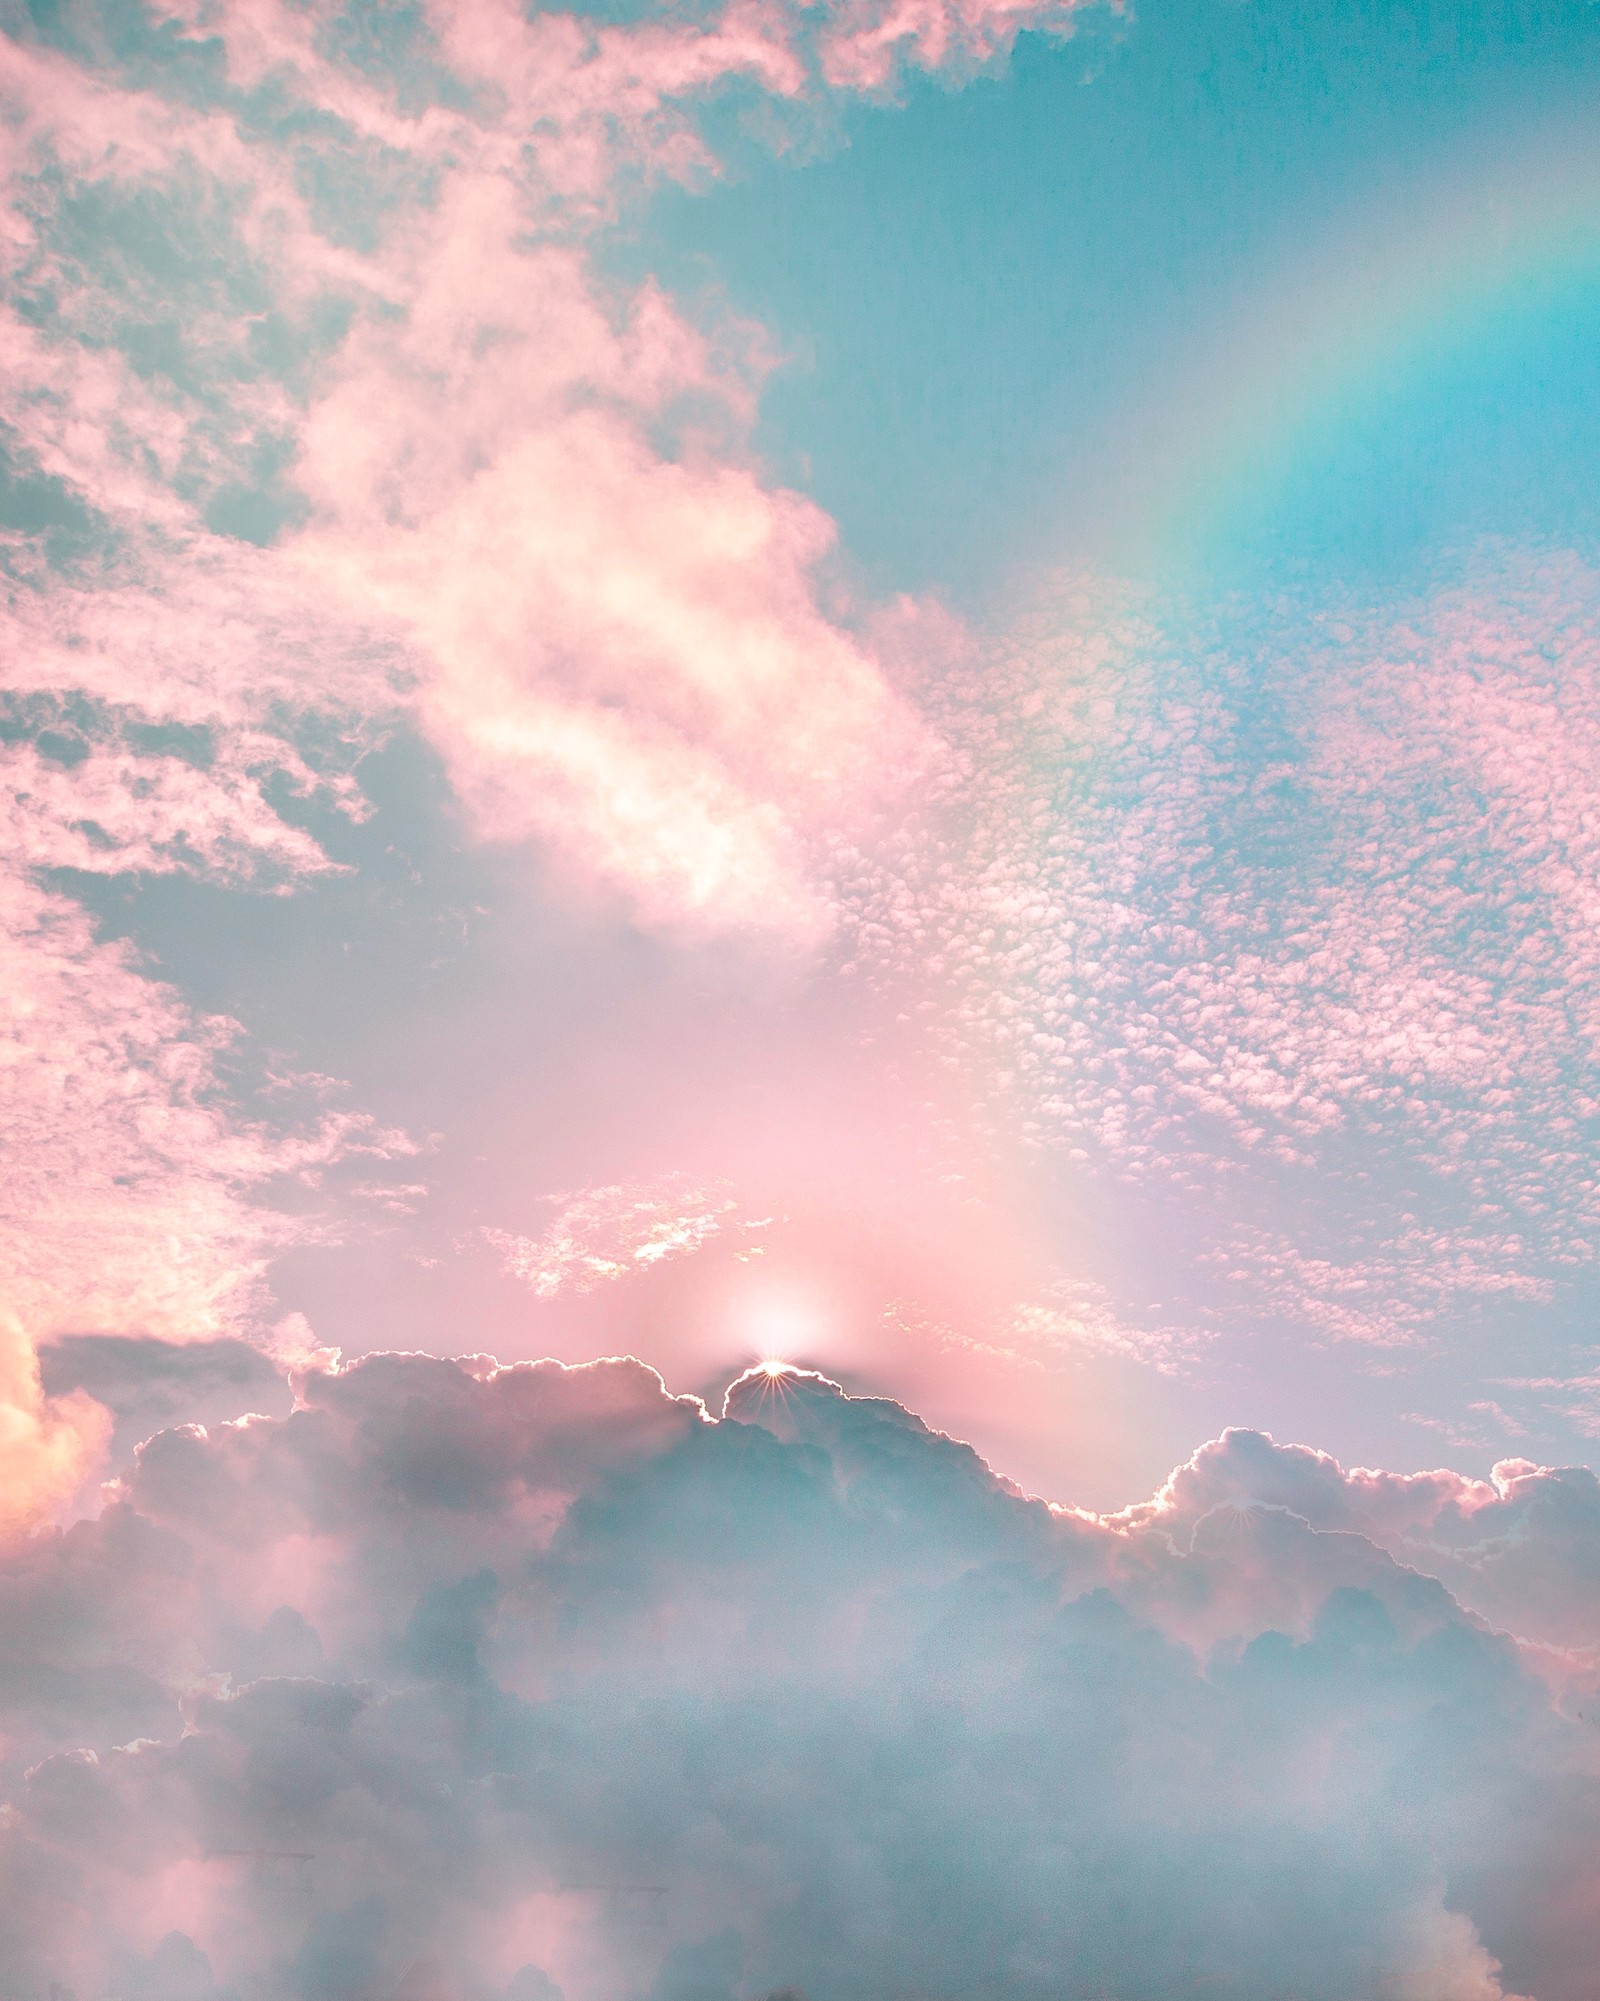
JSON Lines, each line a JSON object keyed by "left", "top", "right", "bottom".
{"left": 843, "top": 552, "right": 1600, "bottom": 1379}
{"left": 3, "top": 1354, "right": 1595, "bottom": 2001}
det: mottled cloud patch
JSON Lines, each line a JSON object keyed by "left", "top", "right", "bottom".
{"left": 0, "top": 555, "right": 414, "bottom": 1454}
{"left": 0, "top": 1354, "right": 1579, "bottom": 2001}
{"left": 817, "top": 0, "right": 1092, "bottom": 89}
{"left": 0, "top": 872, "right": 399, "bottom": 1330}
{"left": 842, "top": 550, "right": 1600, "bottom": 1394}
{"left": 884, "top": 1271, "right": 1197, "bottom": 1375}
{"left": 0, "top": 849, "right": 407, "bottom": 1527}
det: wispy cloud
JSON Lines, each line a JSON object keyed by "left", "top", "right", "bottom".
{"left": 486, "top": 1177, "right": 737, "bottom": 1299}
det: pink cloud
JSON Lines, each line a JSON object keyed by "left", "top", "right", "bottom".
{"left": 4, "top": 0, "right": 941, "bottom": 945}
{"left": 289, "top": 173, "right": 925, "bottom": 930}
{"left": 0, "top": 856, "right": 406, "bottom": 1529}
{"left": 0, "top": 574, "right": 411, "bottom": 1529}
{"left": 1, "top": 0, "right": 1090, "bottom": 1534}
{"left": 820, "top": 0, "right": 1094, "bottom": 91}
{"left": 1120, "top": 1422, "right": 1600, "bottom": 1664}
{"left": 0, "top": 1310, "right": 110, "bottom": 1537}
{"left": 0, "top": 869, "right": 403, "bottom": 1345}
{"left": 486, "top": 1177, "right": 737, "bottom": 1300}
{"left": 842, "top": 551, "right": 1600, "bottom": 1358}
{"left": 430, "top": 0, "right": 807, "bottom": 200}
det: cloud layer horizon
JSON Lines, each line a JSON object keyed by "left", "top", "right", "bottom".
{"left": 7, "top": 1345, "right": 1597, "bottom": 2001}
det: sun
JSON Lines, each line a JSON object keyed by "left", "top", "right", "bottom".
{"left": 759, "top": 1359, "right": 792, "bottom": 1379}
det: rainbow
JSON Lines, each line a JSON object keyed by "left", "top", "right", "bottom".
{"left": 1103, "top": 105, "right": 1600, "bottom": 567}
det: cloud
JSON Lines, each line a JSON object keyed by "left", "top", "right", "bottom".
{"left": 817, "top": 0, "right": 1095, "bottom": 91}
{"left": 288, "top": 174, "right": 923, "bottom": 935}
{"left": 2, "top": 0, "right": 1050, "bottom": 945}
{"left": 486, "top": 1178, "right": 736, "bottom": 1300}
{"left": 0, "top": 0, "right": 1099, "bottom": 1526}
{"left": 1126, "top": 1422, "right": 1600, "bottom": 1664}
{"left": 0, "top": 1311, "right": 111, "bottom": 1540}
{"left": 0, "top": 846, "right": 409, "bottom": 1316}
{"left": 0, "top": 846, "right": 409, "bottom": 1526}
{"left": 840, "top": 550, "right": 1600, "bottom": 1390}
{"left": 2, "top": 1354, "right": 1590, "bottom": 2001}
{"left": 38, "top": 1334, "right": 294, "bottom": 1467}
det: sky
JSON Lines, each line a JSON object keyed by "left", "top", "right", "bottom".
{"left": 6, "top": 0, "right": 1600, "bottom": 1996}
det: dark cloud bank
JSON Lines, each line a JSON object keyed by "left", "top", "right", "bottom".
{"left": 6, "top": 1351, "right": 1600, "bottom": 2001}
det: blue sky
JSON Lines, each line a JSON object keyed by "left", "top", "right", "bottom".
{"left": 636, "top": 0, "right": 1600, "bottom": 598}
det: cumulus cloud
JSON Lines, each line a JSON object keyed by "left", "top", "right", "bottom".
{"left": 1, "top": 1355, "right": 1581, "bottom": 2001}
{"left": 38, "top": 1334, "right": 294, "bottom": 1467}
{"left": 0, "top": 1311, "right": 110, "bottom": 1539}
{"left": 1127, "top": 1422, "right": 1600, "bottom": 1666}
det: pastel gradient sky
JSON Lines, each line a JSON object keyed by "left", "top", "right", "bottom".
{"left": 7, "top": 3, "right": 1600, "bottom": 1997}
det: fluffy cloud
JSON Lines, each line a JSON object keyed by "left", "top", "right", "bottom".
{"left": 3, "top": 1354, "right": 1593, "bottom": 2001}
{"left": 1127, "top": 1423, "right": 1600, "bottom": 1665}
{"left": 39, "top": 1333, "right": 294, "bottom": 1466}
{"left": 2, "top": 0, "right": 1039, "bottom": 945}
